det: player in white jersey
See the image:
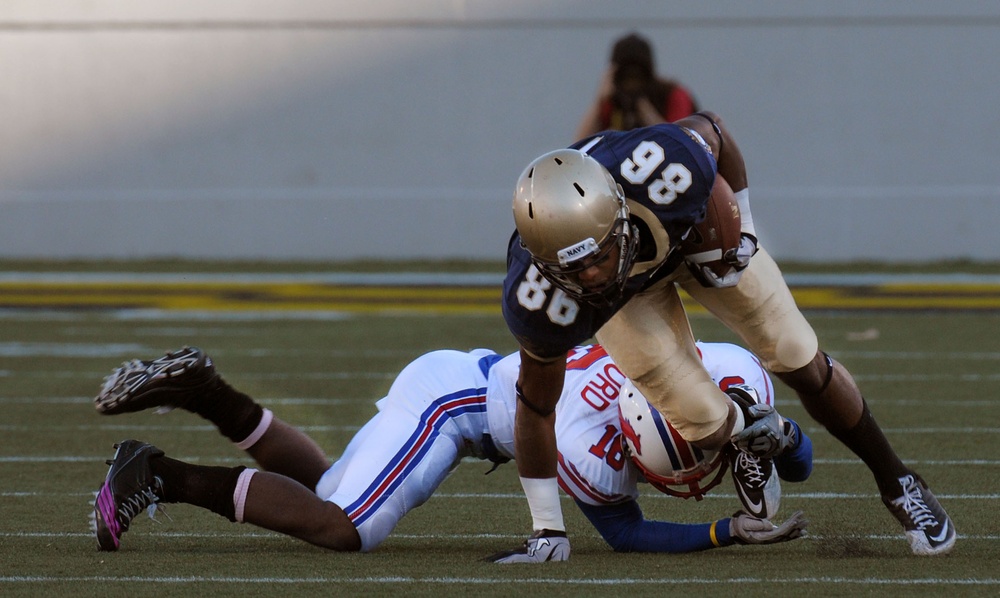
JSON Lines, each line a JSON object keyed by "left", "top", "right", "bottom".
{"left": 90, "top": 343, "right": 810, "bottom": 559}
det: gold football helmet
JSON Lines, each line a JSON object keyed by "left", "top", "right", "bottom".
{"left": 512, "top": 149, "right": 638, "bottom": 303}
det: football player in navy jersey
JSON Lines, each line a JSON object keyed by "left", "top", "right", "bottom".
{"left": 89, "top": 343, "right": 809, "bottom": 559}
{"left": 501, "top": 111, "right": 955, "bottom": 557}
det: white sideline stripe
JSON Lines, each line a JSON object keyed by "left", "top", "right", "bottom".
{"left": 839, "top": 351, "right": 1000, "bottom": 360}
{"left": 19, "top": 369, "right": 1000, "bottom": 385}
{"left": 3, "top": 346, "right": 1000, "bottom": 362}
{"left": 855, "top": 373, "right": 1000, "bottom": 382}
{"left": 5, "top": 491, "right": 999, "bottom": 500}
{"left": 4, "top": 531, "right": 999, "bottom": 542}
{"left": 0, "top": 424, "right": 364, "bottom": 433}
{"left": 4, "top": 455, "right": 1000, "bottom": 466}
{"left": 0, "top": 342, "right": 147, "bottom": 357}
{"left": 811, "top": 458, "right": 1000, "bottom": 466}
{"left": 15, "top": 371, "right": 396, "bottom": 380}
{"left": 2, "top": 343, "right": 999, "bottom": 361}
{"left": 804, "top": 426, "right": 1000, "bottom": 434}
{"left": 4, "top": 424, "right": 998, "bottom": 435}
{"left": 0, "top": 310, "right": 358, "bottom": 322}
{"left": 4, "top": 395, "right": 998, "bottom": 408}
{"left": 1, "top": 575, "right": 999, "bottom": 586}
{"left": 0, "top": 397, "right": 366, "bottom": 405}
{"left": 4, "top": 397, "right": 1000, "bottom": 416}
{"left": 10, "top": 371, "right": 1000, "bottom": 383}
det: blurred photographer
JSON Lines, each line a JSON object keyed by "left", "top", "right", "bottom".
{"left": 576, "top": 32, "right": 698, "bottom": 139}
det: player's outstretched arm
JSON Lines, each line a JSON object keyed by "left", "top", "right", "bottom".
{"left": 575, "top": 499, "right": 807, "bottom": 552}
{"left": 485, "top": 349, "right": 569, "bottom": 563}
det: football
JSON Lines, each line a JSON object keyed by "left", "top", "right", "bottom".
{"left": 680, "top": 174, "right": 742, "bottom": 277}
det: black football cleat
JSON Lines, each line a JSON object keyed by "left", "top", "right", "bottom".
{"left": 882, "top": 474, "right": 956, "bottom": 556}
{"left": 95, "top": 346, "right": 218, "bottom": 415}
{"left": 91, "top": 440, "right": 166, "bottom": 551}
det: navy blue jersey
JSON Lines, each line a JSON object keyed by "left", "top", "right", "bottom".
{"left": 503, "top": 124, "right": 717, "bottom": 359}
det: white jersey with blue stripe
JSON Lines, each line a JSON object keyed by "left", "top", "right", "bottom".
{"left": 314, "top": 342, "right": 773, "bottom": 550}
{"left": 486, "top": 345, "right": 640, "bottom": 506}
{"left": 486, "top": 342, "right": 774, "bottom": 507}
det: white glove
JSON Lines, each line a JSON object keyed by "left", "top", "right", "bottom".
{"left": 731, "top": 510, "right": 808, "bottom": 545}
{"left": 485, "top": 529, "right": 570, "bottom": 564}
{"left": 725, "top": 233, "right": 757, "bottom": 270}
{"left": 695, "top": 234, "right": 758, "bottom": 288}
{"left": 732, "top": 403, "right": 796, "bottom": 459}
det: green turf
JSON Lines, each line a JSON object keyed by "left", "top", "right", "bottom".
{"left": 1, "top": 271, "right": 997, "bottom": 597}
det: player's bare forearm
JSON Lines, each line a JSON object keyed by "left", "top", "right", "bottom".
{"left": 513, "top": 349, "right": 564, "bottom": 478}
{"left": 514, "top": 407, "right": 557, "bottom": 478}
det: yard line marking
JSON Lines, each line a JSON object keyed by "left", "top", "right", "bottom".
{"left": 5, "top": 491, "right": 1000, "bottom": 500}
{"left": 3, "top": 424, "right": 997, "bottom": 435}
{"left": 801, "top": 426, "right": 1000, "bottom": 434}
{"left": 4, "top": 454, "right": 1000, "bottom": 466}
{"left": 811, "top": 458, "right": 1000, "bottom": 466}
{"left": 2, "top": 531, "right": 998, "bottom": 542}
{"left": 838, "top": 351, "right": 1000, "bottom": 360}
{"left": 0, "top": 345, "right": 426, "bottom": 359}
{"left": 0, "top": 396, "right": 369, "bottom": 405}
{"left": 6, "top": 344, "right": 999, "bottom": 361}
{"left": 855, "top": 373, "right": 1000, "bottom": 382}
{"left": 3, "top": 395, "right": 999, "bottom": 412}
{"left": 0, "top": 342, "right": 147, "bottom": 357}
{"left": 0, "top": 424, "right": 364, "bottom": 433}
{"left": 13, "top": 371, "right": 396, "bottom": 380}
{"left": 1, "top": 575, "right": 999, "bottom": 586}
{"left": 10, "top": 371, "right": 1000, "bottom": 383}
{"left": 10, "top": 372, "right": 1000, "bottom": 383}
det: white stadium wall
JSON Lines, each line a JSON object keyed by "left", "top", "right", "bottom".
{"left": 2, "top": 1, "right": 998, "bottom": 262}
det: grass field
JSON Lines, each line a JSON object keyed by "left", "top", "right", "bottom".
{"left": 1, "top": 263, "right": 998, "bottom": 597}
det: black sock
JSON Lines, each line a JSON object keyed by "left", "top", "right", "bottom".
{"left": 186, "top": 376, "right": 263, "bottom": 444}
{"left": 152, "top": 456, "right": 246, "bottom": 522}
{"left": 829, "top": 400, "right": 911, "bottom": 497}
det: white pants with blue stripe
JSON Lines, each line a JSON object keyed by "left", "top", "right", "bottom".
{"left": 314, "top": 349, "right": 497, "bottom": 552}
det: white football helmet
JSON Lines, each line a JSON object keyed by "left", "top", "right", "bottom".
{"left": 618, "top": 379, "right": 726, "bottom": 500}
{"left": 512, "top": 149, "right": 639, "bottom": 304}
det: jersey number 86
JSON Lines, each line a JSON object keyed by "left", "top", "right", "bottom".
{"left": 516, "top": 265, "right": 580, "bottom": 327}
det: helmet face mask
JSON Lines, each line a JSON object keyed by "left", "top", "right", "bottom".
{"left": 513, "top": 149, "right": 640, "bottom": 305}
{"left": 618, "top": 379, "right": 726, "bottom": 501}
{"left": 527, "top": 215, "right": 638, "bottom": 304}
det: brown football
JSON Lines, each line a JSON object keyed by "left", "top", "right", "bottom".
{"left": 680, "top": 174, "right": 742, "bottom": 277}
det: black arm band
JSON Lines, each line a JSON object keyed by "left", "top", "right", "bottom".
{"left": 515, "top": 382, "right": 556, "bottom": 417}
{"left": 692, "top": 111, "right": 724, "bottom": 157}
{"left": 818, "top": 352, "right": 836, "bottom": 394}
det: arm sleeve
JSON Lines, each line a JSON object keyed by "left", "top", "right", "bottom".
{"left": 575, "top": 498, "right": 734, "bottom": 553}
{"left": 775, "top": 419, "right": 813, "bottom": 482}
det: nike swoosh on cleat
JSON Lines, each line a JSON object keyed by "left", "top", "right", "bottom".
{"left": 928, "top": 520, "right": 950, "bottom": 544}
{"left": 734, "top": 484, "right": 765, "bottom": 516}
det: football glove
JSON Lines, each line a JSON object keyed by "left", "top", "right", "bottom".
{"left": 731, "top": 510, "right": 808, "bottom": 545}
{"left": 725, "top": 233, "right": 758, "bottom": 270}
{"left": 484, "top": 529, "right": 570, "bottom": 564}
{"left": 728, "top": 384, "right": 796, "bottom": 459}
{"left": 694, "top": 233, "right": 758, "bottom": 288}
